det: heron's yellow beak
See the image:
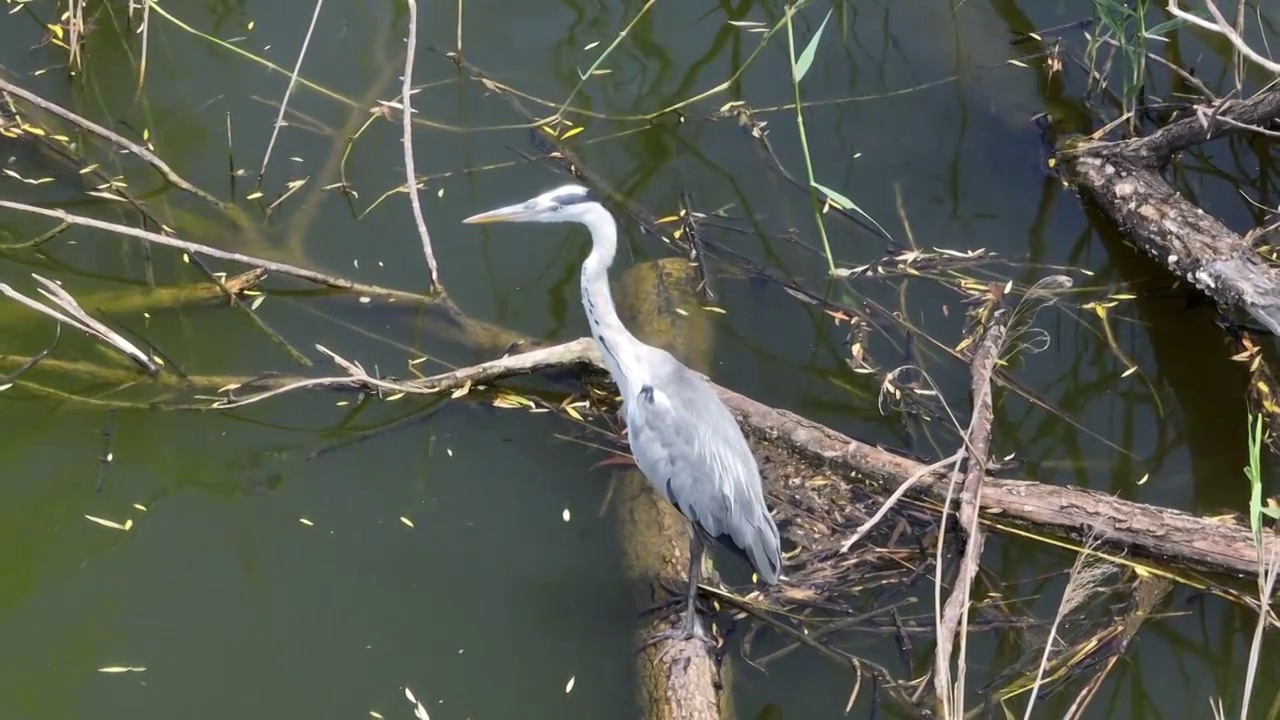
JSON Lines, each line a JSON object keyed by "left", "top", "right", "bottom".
{"left": 461, "top": 203, "right": 531, "bottom": 224}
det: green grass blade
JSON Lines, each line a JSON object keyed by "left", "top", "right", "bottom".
{"left": 811, "top": 181, "right": 895, "bottom": 243}
{"left": 792, "top": 7, "right": 833, "bottom": 83}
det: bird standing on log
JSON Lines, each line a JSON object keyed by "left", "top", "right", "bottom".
{"left": 462, "top": 184, "right": 782, "bottom": 643}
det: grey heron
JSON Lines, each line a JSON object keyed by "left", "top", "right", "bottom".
{"left": 462, "top": 184, "right": 782, "bottom": 643}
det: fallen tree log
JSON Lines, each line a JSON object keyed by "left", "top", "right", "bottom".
{"left": 366, "top": 336, "right": 1276, "bottom": 580}
{"left": 615, "top": 259, "right": 724, "bottom": 720}
{"left": 1058, "top": 89, "right": 1280, "bottom": 335}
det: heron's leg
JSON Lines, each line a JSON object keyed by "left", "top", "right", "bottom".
{"left": 677, "top": 529, "right": 705, "bottom": 632}
{"left": 638, "top": 527, "right": 714, "bottom": 652}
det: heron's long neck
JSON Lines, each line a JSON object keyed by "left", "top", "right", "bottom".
{"left": 579, "top": 207, "right": 643, "bottom": 396}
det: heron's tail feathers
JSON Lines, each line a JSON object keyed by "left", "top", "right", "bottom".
{"left": 730, "top": 508, "right": 782, "bottom": 586}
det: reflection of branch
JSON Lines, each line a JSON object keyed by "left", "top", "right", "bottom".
{"left": 400, "top": 0, "right": 442, "bottom": 294}
{"left": 0, "top": 200, "right": 433, "bottom": 303}
{"left": 0, "top": 274, "right": 158, "bottom": 373}
{"left": 0, "top": 76, "right": 226, "bottom": 209}
{"left": 1166, "top": 1, "right": 1280, "bottom": 75}
{"left": 0, "top": 324, "right": 60, "bottom": 386}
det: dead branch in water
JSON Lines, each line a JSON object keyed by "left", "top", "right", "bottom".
{"left": 0, "top": 274, "right": 157, "bottom": 373}
{"left": 934, "top": 310, "right": 1007, "bottom": 718}
{"left": 0, "top": 75, "right": 226, "bottom": 209}
{"left": 0, "top": 199, "right": 433, "bottom": 303}
{"left": 399, "top": 0, "right": 442, "bottom": 294}
{"left": 139, "top": 333, "right": 1279, "bottom": 582}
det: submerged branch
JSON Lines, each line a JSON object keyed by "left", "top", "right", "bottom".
{"left": 934, "top": 311, "right": 1007, "bottom": 717}
{"left": 0, "top": 274, "right": 158, "bottom": 374}
{"left": 119, "top": 334, "right": 1280, "bottom": 582}
{"left": 0, "top": 200, "right": 434, "bottom": 303}
{"left": 0, "top": 76, "right": 227, "bottom": 209}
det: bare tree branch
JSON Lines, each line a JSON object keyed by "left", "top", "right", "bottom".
{"left": 0, "top": 76, "right": 226, "bottom": 209}
{"left": 1167, "top": 0, "right": 1280, "bottom": 75}
{"left": 401, "top": 0, "right": 443, "bottom": 293}
{"left": 0, "top": 275, "right": 157, "bottom": 373}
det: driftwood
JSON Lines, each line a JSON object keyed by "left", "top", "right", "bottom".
{"left": 341, "top": 335, "right": 1276, "bottom": 580}
{"left": 1060, "top": 89, "right": 1280, "bottom": 335}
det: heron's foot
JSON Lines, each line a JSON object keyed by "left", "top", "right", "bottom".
{"left": 637, "top": 604, "right": 715, "bottom": 655}
{"left": 637, "top": 593, "right": 684, "bottom": 619}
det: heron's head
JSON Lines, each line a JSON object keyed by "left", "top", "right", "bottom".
{"left": 462, "top": 184, "right": 600, "bottom": 225}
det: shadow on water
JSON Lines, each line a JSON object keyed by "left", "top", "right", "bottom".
{"left": 1, "top": 0, "right": 1278, "bottom": 717}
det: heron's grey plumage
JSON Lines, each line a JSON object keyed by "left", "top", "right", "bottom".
{"left": 623, "top": 355, "right": 782, "bottom": 584}
{"left": 462, "top": 183, "right": 783, "bottom": 595}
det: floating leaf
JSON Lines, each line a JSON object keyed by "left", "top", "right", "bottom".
{"left": 98, "top": 666, "right": 146, "bottom": 673}
{"left": 561, "top": 126, "right": 585, "bottom": 140}
{"left": 404, "top": 687, "right": 429, "bottom": 720}
{"left": 84, "top": 515, "right": 130, "bottom": 531}
{"left": 299, "top": 518, "right": 314, "bottom": 526}
{"left": 400, "top": 516, "right": 414, "bottom": 528}
{"left": 565, "top": 675, "right": 576, "bottom": 694}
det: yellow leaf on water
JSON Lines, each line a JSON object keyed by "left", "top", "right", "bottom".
{"left": 450, "top": 380, "right": 472, "bottom": 399}
{"left": 246, "top": 191, "right": 264, "bottom": 200}
{"left": 583, "top": 41, "right": 600, "bottom": 50}
{"left": 565, "top": 676, "right": 576, "bottom": 694}
{"left": 98, "top": 666, "right": 146, "bottom": 673}
{"left": 299, "top": 518, "right": 314, "bottom": 526}
{"left": 84, "top": 515, "right": 130, "bottom": 531}
{"left": 400, "top": 516, "right": 414, "bottom": 528}
{"left": 560, "top": 126, "right": 585, "bottom": 140}
{"left": 564, "top": 405, "right": 583, "bottom": 421}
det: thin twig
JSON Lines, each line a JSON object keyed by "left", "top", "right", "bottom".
{"left": 209, "top": 338, "right": 599, "bottom": 409}
{"left": 0, "top": 200, "right": 434, "bottom": 303}
{"left": 1166, "top": 0, "right": 1280, "bottom": 74}
{"left": 0, "top": 76, "right": 225, "bottom": 208}
{"left": 402, "top": 0, "right": 442, "bottom": 293}
{"left": 0, "top": 275, "right": 158, "bottom": 373}
{"left": 934, "top": 310, "right": 1009, "bottom": 717}
{"left": 258, "top": 0, "right": 325, "bottom": 186}
{"left": 0, "top": 323, "right": 60, "bottom": 387}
